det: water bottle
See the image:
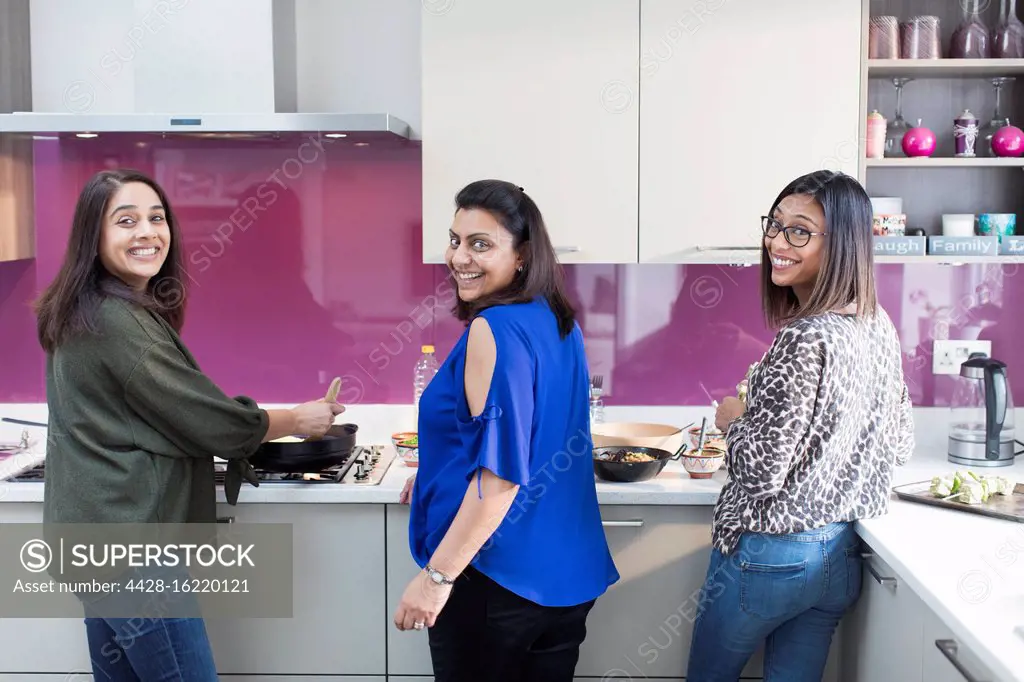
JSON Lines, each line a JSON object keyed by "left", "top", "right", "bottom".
{"left": 413, "top": 345, "right": 440, "bottom": 423}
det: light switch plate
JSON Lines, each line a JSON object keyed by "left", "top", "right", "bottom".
{"left": 932, "top": 339, "right": 992, "bottom": 375}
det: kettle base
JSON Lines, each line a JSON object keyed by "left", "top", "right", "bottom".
{"left": 947, "top": 453, "right": 1016, "bottom": 467}
{"left": 947, "top": 436, "right": 1016, "bottom": 467}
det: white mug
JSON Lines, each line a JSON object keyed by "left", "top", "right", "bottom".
{"left": 941, "top": 214, "right": 975, "bottom": 237}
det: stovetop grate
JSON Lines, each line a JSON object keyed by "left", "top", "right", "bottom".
{"left": 5, "top": 445, "right": 393, "bottom": 485}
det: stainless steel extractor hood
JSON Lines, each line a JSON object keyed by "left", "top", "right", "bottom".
{"left": 0, "top": 112, "right": 411, "bottom": 138}
{"left": 0, "top": 0, "right": 413, "bottom": 140}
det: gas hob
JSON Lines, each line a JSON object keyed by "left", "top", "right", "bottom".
{"left": 215, "top": 444, "right": 395, "bottom": 486}
{"left": 4, "top": 445, "right": 395, "bottom": 486}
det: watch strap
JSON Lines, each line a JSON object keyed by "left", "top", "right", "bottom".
{"left": 425, "top": 564, "right": 455, "bottom": 585}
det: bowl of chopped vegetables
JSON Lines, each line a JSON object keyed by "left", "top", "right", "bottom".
{"left": 392, "top": 432, "right": 419, "bottom": 467}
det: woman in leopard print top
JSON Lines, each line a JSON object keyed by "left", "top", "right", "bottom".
{"left": 686, "top": 171, "right": 914, "bottom": 682}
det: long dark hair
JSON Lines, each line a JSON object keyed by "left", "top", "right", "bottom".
{"left": 761, "top": 170, "right": 877, "bottom": 329}
{"left": 450, "top": 180, "right": 577, "bottom": 338}
{"left": 35, "top": 169, "right": 188, "bottom": 353}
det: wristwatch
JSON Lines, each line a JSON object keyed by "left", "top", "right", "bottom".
{"left": 424, "top": 564, "right": 455, "bottom": 586}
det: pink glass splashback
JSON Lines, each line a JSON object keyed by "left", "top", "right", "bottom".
{"left": 1, "top": 133, "right": 1022, "bottom": 408}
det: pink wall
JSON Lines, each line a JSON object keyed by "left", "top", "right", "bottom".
{"left": 1, "top": 134, "right": 1021, "bottom": 408}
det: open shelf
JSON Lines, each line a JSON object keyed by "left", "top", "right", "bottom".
{"left": 657, "top": 250, "right": 1024, "bottom": 266}
{"left": 875, "top": 255, "right": 1024, "bottom": 264}
{"left": 868, "top": 59, "right": 1024, "bottom": 78}
{"left": 866, "top": 157, "right": 1024, "bottom": 167}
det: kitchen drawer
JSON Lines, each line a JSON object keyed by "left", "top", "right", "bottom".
{"left": 840, "top": 548, "right": 925, "bottom": 682}
{"left": 575, "top": 505, "right": 765, "bottom": 679}
{"left": 922, "top": 612, "right": 1001, "bottom": 682}
{"left": 206, "top": 504, "right": 387, "bottom": 676}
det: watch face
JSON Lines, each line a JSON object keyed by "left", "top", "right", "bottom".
{"left": 429, "top": 571, "right": 443, "bottom": 584}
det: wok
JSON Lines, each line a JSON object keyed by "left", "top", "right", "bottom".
{"left": 248, "top": 423, "right": 358, "bottom": 473}
{"left": 593, "top": 441, "right": 687, "bottom": 483}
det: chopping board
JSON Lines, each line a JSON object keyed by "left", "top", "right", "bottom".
{"left": 892, "top": 480, "right": 1024, "bottom": 523}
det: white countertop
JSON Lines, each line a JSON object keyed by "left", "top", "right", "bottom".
{"left": 0, "top": 456, "right": 728, "bottom": 505}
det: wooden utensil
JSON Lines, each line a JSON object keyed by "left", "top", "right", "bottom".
{"left": 304, "top": 377, "right": 342, "bottom": 442}
{"left": 324, "top": 376, "right": 341, "bottom": 402}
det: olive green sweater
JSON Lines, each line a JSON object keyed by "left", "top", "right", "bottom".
{"left": 42, "top": 297, "right": 269, "bottom": 526}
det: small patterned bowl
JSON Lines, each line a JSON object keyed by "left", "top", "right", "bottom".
{"left": 396, "top": 445, "right": 419, "bottom": 468}
{"left": 681, "top": 448, "right": 725, "bottom": 479}
{"left": 688, "top": 426, "right": 724, "bottom": 448}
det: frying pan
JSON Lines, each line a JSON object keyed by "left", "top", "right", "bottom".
{"left": 593, "top": 441, "right": 688, "bottom": 483}
{"left": 248, "top": 423, "right": 358, "bottom": 473}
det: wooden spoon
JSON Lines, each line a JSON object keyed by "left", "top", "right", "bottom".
{"left": 324, "top": 376, "right": 342, "bottom": 402}
{"left": 304, "top": 377, "right": 342, "bottom": 442}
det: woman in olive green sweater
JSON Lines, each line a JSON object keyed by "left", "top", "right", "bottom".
{"left": 34, "top": 168, "right": 343, "bottom": 681}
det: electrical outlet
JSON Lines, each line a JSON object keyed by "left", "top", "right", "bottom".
{"left": 932, "top": 339, "right": 992, "bottom": 375}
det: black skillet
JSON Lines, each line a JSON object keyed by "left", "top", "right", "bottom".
{"left": 248, "top": 423, "right": 358, "bottom": 473}
{"left": 593, "top": 440, "right": 688, "bottom": 483}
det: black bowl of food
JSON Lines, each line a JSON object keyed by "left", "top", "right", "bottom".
{"left": 593, "top": 444, "right": 684, "bottom": 483}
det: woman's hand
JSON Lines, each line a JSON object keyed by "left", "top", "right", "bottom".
{"left": 393, "top": 570, "right": 452, "bottom": 631}
{"left": 291, "top": 400, "right": 345, "bottom": 438}
{"left": 399, "top": 474, "right": 416, "bottom": 504}
{"left": 715, "top": 396, "right": 745, "bottom": 433}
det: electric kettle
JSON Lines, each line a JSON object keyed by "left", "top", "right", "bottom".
{"left": 948, "top": 353, "right": 1018, "bottom": 467}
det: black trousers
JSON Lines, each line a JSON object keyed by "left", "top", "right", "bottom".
{"left": 427, "top": 566, "right": 596, "bottom": 682}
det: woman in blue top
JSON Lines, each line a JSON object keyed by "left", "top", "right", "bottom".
{"left": 393, "top": 179, "right": 619, "bottom": 681}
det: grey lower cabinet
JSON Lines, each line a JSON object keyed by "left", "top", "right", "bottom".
{"left": 385, "top": 504, "right": 765, "bottom": 680}
{"left": 0, "top": 677, "right": 92, "bottom": 682}
{"left": 575, "top": 506, "right": 764, "bottom": 679}
{"left": 9, "top": 671, "right": 387, "bottom": 675}
{"left": 0, "top": 502, "right": 95, "bottom": 674}
{"left": 840, "top": 543, "right": 999, "bottom": 682}
{"left": 206, "top": 503, "right": 387, "bottom": 676}
{"left": 387, "top": 505, "right": 436, "bottom": 676}
{"left": 220, "top": 678, "right": 382, "bottom": 681}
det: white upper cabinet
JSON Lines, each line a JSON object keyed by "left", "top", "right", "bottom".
{"left": 638, "top": 0, "right": 864, "bottom": 263}
{"left": 421, "top": 0, "right": 641, "bottom": 264}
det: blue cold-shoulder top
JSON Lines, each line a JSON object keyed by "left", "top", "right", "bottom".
{"left": 408, "top": 297, "right": 619, "bottom": 607}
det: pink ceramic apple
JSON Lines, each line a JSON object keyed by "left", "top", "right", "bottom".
{"left": 902, "top": 119, "right": 936, "bottom": 157}
{"left": 992, "top": 124, "right": 1024, "bottom": 157}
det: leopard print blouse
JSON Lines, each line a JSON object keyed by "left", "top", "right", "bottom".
{"left": 713, "top": 307, "right": 914, "bottom": 555}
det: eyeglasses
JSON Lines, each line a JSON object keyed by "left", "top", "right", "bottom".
{"left": 760, "top": 216, "right": 827, "bottom": 248}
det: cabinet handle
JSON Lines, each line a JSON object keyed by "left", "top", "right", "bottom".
{"left": 935, "top": 640, "right": 988, "bottom": 682}
{"left": 860, "top": 552, "right": 897, "bottom": 588}
{"left": 601, "top": 520, "right": 643, "bottom": 528}
{"left": 554, "top": 246, "right": 581, "bottom": 254}
{"left": 217, "top": 516, "right": 235, "bottom": 524}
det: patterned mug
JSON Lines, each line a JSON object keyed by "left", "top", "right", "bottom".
{"left": 976, "top": 213, "right": 1016, "bottom": 239}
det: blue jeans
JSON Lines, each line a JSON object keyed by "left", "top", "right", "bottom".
{"left": 84, "top": 614, "right": 218, "bottom": 681}
{"left": 686, "top": 522, "right": 862, "bottom": 682}
{"left": 77, "top": 563, "right": 219, "bottom": 680}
